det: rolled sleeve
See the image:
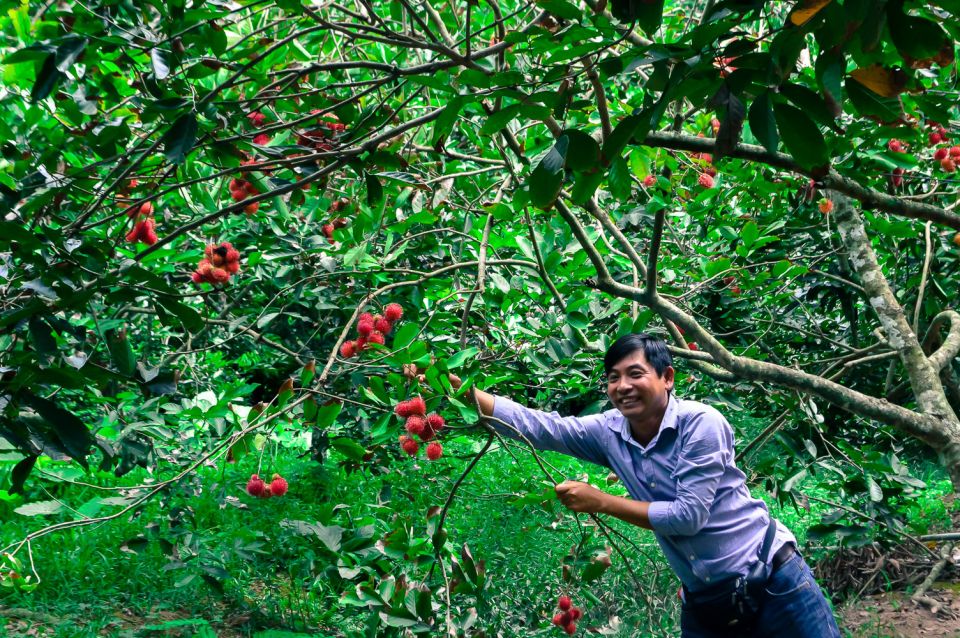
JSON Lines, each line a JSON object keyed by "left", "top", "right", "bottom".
{"left": 490, "top": 396, "right": 610, "bottom": 468}
{"left": 647, "top": 410, "right": 731, "bottom": 536}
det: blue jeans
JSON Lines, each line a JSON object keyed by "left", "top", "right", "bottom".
{"left": 680, "top": 552, "right": 842, "bottom": 637}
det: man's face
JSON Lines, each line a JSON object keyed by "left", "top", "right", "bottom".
{"left": 605, "top": 349, "right": 675, "bottom": 423}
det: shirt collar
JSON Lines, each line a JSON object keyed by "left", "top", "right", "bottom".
{"left": 609, "top": 392, "right": 680, "bottom": 446}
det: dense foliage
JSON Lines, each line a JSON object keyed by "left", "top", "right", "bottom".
{"left": 2, "top": 0, "right": 960, "bottom": 634}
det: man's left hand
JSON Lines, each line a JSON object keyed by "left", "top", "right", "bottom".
{"left": 555, "top": 480, "right": 608, "bottom": 514}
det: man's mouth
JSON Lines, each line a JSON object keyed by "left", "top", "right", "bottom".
{"left": 618, "top": 398, "right": 639, "bottom": 408}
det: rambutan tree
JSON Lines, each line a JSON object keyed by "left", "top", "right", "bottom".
{"left": 2, "top": 0, "right": 960, "bottom": 633}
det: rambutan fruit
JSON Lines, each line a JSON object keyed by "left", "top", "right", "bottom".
{"left": 247, "top": 112, "right": 266, "bottom": 127}
{"left": 322, "top": 223, "right": 335, "bottom": 239}
{"left": 427, "top": 413, "right": 445, "bottom": 431}
{"left": 563, "top": 622, "right": 576, "bottom": 635}
{"left": 400, "top": 435, "right": 419, "bottom": 456}
{"left": 246, "top": 474, "right": 267, "bottom": 497}
{"left": 225, "top": 261, "right": 240, "bottom": 274}
{"left": 643, "top": 174, "right": 656, "bottom": 187}
{"left": 395, "top": 400, "right": 412, "bottom": 417}
{"left": 357, "top": 320, "right": 374, "bottom": 336}
{"left": 426, "top": 441, "right": 442, "bottom": 460}
{"left": 405, "top": 416, "right": 426, "bottom": 437}
{"left": 191, "top": 271, "right": 203, "bottom": 284}
{"left": 269, "top": 474, "right": 288, "bottom": 496}
{"left": 408, "top": 396, "right": 426, "bottom": 416}
{"left": 818, "top": 199, "right": 834, "bottom": 214}
{"left": 253, "top": 133, "right": 271, "bottom": 145}
{"left": 358, "top": 312, "right": 374, "bottom": 323}
{"left": 244, "top": 201, "right": 260, "bottom": 215}
{"left": 368, "top": 331, "right": 385, "bottom": 346}
{"left": 698, "top": 173, "right": 715, "bottom": 188}
{"left": 552, "top": 613, "right": 565, "bottom": 626}
{"left": 558, "top": 596, "right": 572, "bottom": 611}
{"left": 231, "top": 188, "right": 247, "bottom": 202}
{"left": 569, "top": 608, "right": 582, "bottom": 621}
{"left": 374, "top": 317, "right": 392, "bottom": 334}
{"left": 384, "top": 303, "right": 403, "bottom": 322}
{"left": 211, "top": 268, "right": 230, "bottom": 283}
{"left": 935, "top": 147, "right": 948, "bottom": 161}
{"left": 340, "top": 341, "right": 356, "bottom": 358}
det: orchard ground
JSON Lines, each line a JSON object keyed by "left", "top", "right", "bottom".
{"left": 1, "top": 443, "right": 957, "bottom": 638}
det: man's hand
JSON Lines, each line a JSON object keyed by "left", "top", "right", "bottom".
{"left": 555, "top": 480, "right": 609, "bottom": 514}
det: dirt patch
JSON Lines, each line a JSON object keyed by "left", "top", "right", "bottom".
{"left": 840, "top": 589, "right": 960, "bottom": 638}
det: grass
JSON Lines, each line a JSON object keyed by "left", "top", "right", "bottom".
{"left": 1, "top": 430, "right": 954, "bottom": 637}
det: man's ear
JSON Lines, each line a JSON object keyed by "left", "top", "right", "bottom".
{"left": 663, "top": 366, "right": 675, "bottom": 391}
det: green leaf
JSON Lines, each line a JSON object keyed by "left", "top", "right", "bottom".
{"left": 562, "top": 129, "right": 600, "bottom": 172}
{"left": 9, "top": 455, "right": 38, "bottom": 495}
{"left": 392, "top": 323, "right": 419, "bottom": 350}
{"left": 845, "top": 78, "right": 902, "bottom": 122}
{"left": 536, "top": 0, "right": 581, "bottom": 20}
{"left": 14, "top": 500, "right": 65, "bottom": 517}
{"left": 105, "top": 328, "right": 137, "bottom": 376}
{"left": 610, "top": 0, "right": 666, "bottom": 35}
{"left": 155, "top": 298, "right": 204, "bottom": 333}
{"left": 28, "top": 316, "right": 57, "bottom": 358}
{"left": 601, "top": 112, "right": 647, "bottom": 164}
{"left": 887, "top": 8, "right": 950, "bottom": 60}
{"left": 479, "top": 104, "right": 521, "bottom": 135}
{"left": 740, "top": 221, "right": 759, "bottom": 248}
{"left": 54, "top": 36, "right": 87, "bottom": 73}
{"left": 748, "top": 93, "right": 778, "bottom": 154}
{"left": 162, "top": 112, "right": 198, "bottom": 164}
{"left": 31, "top": 54, "right": 61, "bottom": 102}
{"left": 866, "top": 475, "right": 883, "bottom": 502}
{"left": 608, "top": 156, "right": 632, "bottom": 201}
{"left": 365, "top": 172, "right": 384, "bottom": 205}
{"left": 446, "top": 347, "right": 480, "bottom": 369}
{"left": 23, "top": 394, "right": 94, "bottom": 466}
{"left": 772, "top": 103, "right": 829, "bottom": 171}
{"left": 431, "top": 96, "right": 466, "bottom": 145}
{"left": 528, "top": 136, "right": 568, "bottom": 209}
{"left": 151, "top": 48, "right": 172, "bottom": 80}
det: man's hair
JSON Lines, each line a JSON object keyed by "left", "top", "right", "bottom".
{"left": 604, "top": 333, "right": 672, "bottom": 377}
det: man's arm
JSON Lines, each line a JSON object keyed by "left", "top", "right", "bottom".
{"left": 555, "top": 480, "right": 653, "bottom": 530}
{"left": 447, "top": 374, "right": 610, "bottom": 467}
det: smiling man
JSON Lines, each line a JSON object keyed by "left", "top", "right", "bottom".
{"left": 456, "top": 333, "right": 841, "bottom": 637}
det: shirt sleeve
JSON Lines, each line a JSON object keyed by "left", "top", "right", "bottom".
{"left": 647, "top": 407, "right": 732, "bottom": 536}
{"left": 490, "top": 395, "right": 611, "bottom": 468}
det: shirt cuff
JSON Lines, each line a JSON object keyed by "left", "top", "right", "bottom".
{"left": 647, "top": 501, "right": 675, "bottom": 535}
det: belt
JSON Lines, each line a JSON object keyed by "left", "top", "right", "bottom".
{"left": 770, "top": 543, "right": 796, "bottom": 574}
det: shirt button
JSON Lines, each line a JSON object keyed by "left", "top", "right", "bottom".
{"left": 688, "top": 554, "right": 695, "bottom": 560}
{"left": 705, "top": 576, "right": 711, "bottom": 582}
{"left": 650, "top": 482, "right": 656, "bottom": 487}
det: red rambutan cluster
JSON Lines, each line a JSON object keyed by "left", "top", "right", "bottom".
{"left": 229, "top": 178, "right": 261, "bottom": 215}
{"left": 124, "top": 200, "right": 158, "bottom": 245}
{"left": 253, "top": 133, "right": 271, "bottom": 146}
{"left": 192, "top": 241, "right": 241, "bottom": 285}
{"left": 339, "top": 303, "right": 404, "bottom": 358}
{"left": 245, "top": 473, "right": 288, "bottom": 498}
{"left": 551, "top": 596, "right": 583, "bottom": 634}
{"left": 247, "top": 112, "right": 267, "bottom": 127}
{"left": 322, "top": 198, "right": 351, "bottom": 241}
{"left": 927, "top": 121, "right": 950, "bottom": 145}
{"left": 395, "top": 398, "right": 445, "bottom": 460}
{"left": 297, "top": 111, "right": 347, "bottom": 151}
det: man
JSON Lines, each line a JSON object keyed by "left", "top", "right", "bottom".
{"left": 453, "top": 333, "right": 841, "bottom": 637}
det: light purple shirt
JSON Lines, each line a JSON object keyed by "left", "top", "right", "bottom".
{"left": 491, "top": 393, "right": 796, "bottom": 592}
